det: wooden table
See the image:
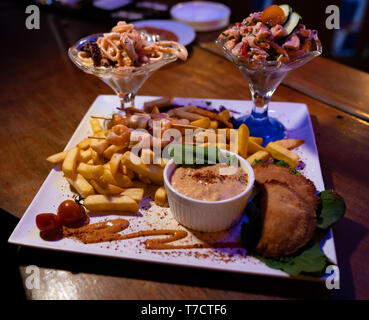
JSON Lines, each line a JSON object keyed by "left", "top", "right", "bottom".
{"left": 3, "top": 2, "right": 369, "bottom": 300}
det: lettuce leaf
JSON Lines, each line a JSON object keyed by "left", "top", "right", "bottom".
{"left": 255, "top": 242, "right": 332, "bottom": 277}
{"left": 168, "top": 144, "right": 237, "bottom": 166}
{"left": 316, "top": 190, "right": 346, "bottom": 230}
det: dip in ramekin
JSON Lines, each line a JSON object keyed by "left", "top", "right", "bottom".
{"left": 171, "top": 163, "right": 248, "bottom": 202}
{"left": 164, "top": 150, "right": 255, "bottom": 232}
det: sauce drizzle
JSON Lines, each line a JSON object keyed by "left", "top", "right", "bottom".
{"left": 63, "top": 218, "right": 241, "bottom": 250}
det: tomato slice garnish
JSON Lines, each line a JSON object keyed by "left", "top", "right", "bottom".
{"left": 261, "top": 5, "right": 285, "bottom": 27}
{"left": 57, "top": 200, "right": 88, "bottom": 228}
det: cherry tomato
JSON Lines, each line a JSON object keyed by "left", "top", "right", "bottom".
{"left": 36, "top": 213, "right": 60, "bottom": 232}
{"left": 57, "top": 200, "right": 88, "bottom": 228}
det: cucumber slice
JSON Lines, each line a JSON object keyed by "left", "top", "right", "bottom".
{"left": 283, "top": 11, "right": 301, "bottom": 36}
{"left": 279, "top": 4, "right": 291, "bottom": 24}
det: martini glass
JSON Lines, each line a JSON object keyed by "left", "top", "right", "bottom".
{"left": 216, "top": 35, "right": 322, "bottom": 145}
{"left": 68, "top": 32, "right": 177, "bottom": 110}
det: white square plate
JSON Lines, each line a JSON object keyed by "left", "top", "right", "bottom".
{"left": 8, "top": 95, "right": 337, "bottom": 280}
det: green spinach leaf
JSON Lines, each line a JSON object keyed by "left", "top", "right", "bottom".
{"left": 317, "top": 190, "right": 346, "bottom": 230}
{"left": 255, "top": 242, "right": 332, "bottom": 277}
{"left": 168, "top": 144, "right": 237, "bottom": 166}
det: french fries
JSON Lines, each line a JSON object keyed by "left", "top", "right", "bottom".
{"left": 84, "top": 194, "right": 138, "bottom": 213}
{"left": 101, "top": 166, "right": 133, "bottom": 188}
{"left": 138, "top": 173, "right": 151, "bottom": 184}
{"left": 77, "top": 138, "right": 91, "bottom": 150}
{"left": 191, "top": 117, "right": 211, "bottom": 129}
{"left": 209, "top": 120, "right": 218, "bottom": 130}
{"left": 249, "top": 137, "right": 263, "bottom": 145}
{"left": 121, "top": 151, "right": 164, "bottom": 185}
{"left": 266, "top": 142, "right": 299, "bottom": 168}
{"left": 66, "top": 174, "right": 95, "bottom": 198}
{"left": 77, "top": 162, "right": 104, "bottom": 180}
{"left": 237, "top": 124, "right": 250, "bottom": 159}
{"left": 90, "top": 134, "right": 110, "bottom": 155}
{"left": 131, "top": 180, "right": 147, "bottom": 190}
{"left": 173, "top": 109, "right": 204, "bottom": 121}
{"left": 218, "top": 109, "right": 230, "bottom": 121}
{"left": 80, "top": 148, "right": 92, "bottom": 162}
{"left": 248, "top": 140, "right": 266, "bottom": 154}
{"left": 90, "top": 179, "right": 125, "bottom": 195}
{"left": 103, "top": 144, "right": 127, "bottom": 159}
{"left": 121, "top": 164, "right": 135, "bottom": 179}
{"left": 109, "top": 153, "right": 123, "bottom": 175}
{"left": 154, "top": 187, "right": 167, "bottom": 206}
{"left": 274, "top": 138, "right": 305, "bottom": 150}
{"left": 62, "top": 147, "right": 80, "bottom": 178}
{"left": 140, "top": 148, "right": 155, "bottom": 164}
{"left": 90, "top": 118, "right": 103, "bottom": 134}
{"left": 151, "top": 106, "right": 160, "bottom": 114}
{"left": 47, "top": 150, "right": 68, "bottom": 164}
{"left": 247, "top": 151, "right": 270, "bottom": 165}
{"left": 122, "top": 188, "right": 144, "bottom": 202}
{"left": 189, "top": 106, "right": 218, "bottom": 120}
{"left": 91, "top": 148, "right": 102, "bottom": 165}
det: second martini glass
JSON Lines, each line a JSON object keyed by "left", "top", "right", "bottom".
{"left": 216, "top": 36, "right": 322, "bottom": 145}
{"left": 68, "top": 32, "right": 177, "bottom": 110}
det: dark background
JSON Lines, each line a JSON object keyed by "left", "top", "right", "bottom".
{"left": 22, "top": 0, "right": 369, "bottom": 73}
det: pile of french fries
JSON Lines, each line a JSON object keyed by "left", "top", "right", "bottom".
{"left": 47, "top": 98, "right": 305, "bottom": 213}
{"left": 47, "top": 117, "right": 168, "bottom": 212}
{"left": 236, "top": 124, "right": 305, "bottom": 168}
{"left": 194, "top": 123, "right": 304, "bottom": 168}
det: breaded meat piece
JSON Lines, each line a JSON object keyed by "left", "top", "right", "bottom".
{"left": 256, "top": 181, "right": 317, "bottom": 257}
{"left": 253, "top": 163, "right": 319, "bottom": 211}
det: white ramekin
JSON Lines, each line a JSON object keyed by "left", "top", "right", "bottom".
{"left": 163, "top": 150, "right": 255, "bottom": 232}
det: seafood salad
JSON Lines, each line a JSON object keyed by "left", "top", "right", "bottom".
{"left": 77, "top": 21, "right": 188, "bottom": 70}
{"left": 218, "top": 4, "right": 319, "bottom": 63}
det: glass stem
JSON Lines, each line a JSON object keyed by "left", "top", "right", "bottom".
{"left": 118, "top": 92, "right": 135, "bottom": 110}
{"left": 251, "top": 92, "right": 270, "bottom": 122}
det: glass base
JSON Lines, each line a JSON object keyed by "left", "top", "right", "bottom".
{"left": 233, "top": 115, "right": 286, "bottom": 146}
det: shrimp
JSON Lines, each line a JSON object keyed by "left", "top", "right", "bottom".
{"left": 221, "top": 27, "right": 240, "bottom": 40}
{"left": 244, "top": 12, "right": 262, "bottom": 26}
{"left": 112, "top": 21, "right": 134, "bottom": 33}
{"left": 106, "top": 124, "right": 131, "bottom": 146}
{"left": 154, "top": 41, "right": 188, "bottom": 61}
{"left": 112, "top": 113, "right": 128, "bottom": 126}
{"left": 225, "top": 39, "right": 237, "bottom": 51}
{"left": 231, "top": 42, "right": 243, "bottom": 56}
{"left": 283, "top": 34, "right": 300, "bottom": 51}
{"left": 127, "top": 114, "right": 151, "bottom": 129}
{"left": 253, "top": 22, "right": 271, "bottom": 40}
{"left": 250, "top": 47, "right": 269, "bottom": 60}
{"left": 271, "top": 25, "right": 286, "bottom": 39}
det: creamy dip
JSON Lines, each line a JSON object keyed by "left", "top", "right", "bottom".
{"left": 171, "top": 163, "right": 248, "bottom": 201}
